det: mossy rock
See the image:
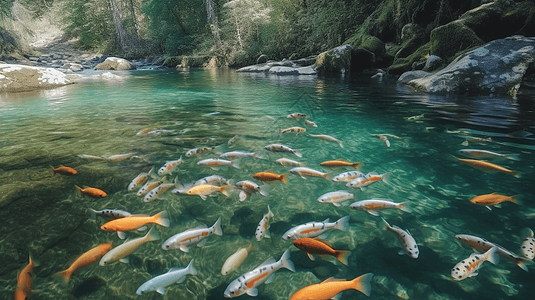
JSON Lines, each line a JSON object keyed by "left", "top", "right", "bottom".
{"left": 459, "top": 0, "right": 504, "bottom": 42}
{"left": 388, "top": 43, "right": 431, "bottom": 75}
{"left": 162, "top": 56, "right": 181, "bottom": 68}
{"left": 346, "top": 34, "right": 386, "bottom": 66}
{"left": 429, "top": 21, "right": 484, "bottom": 62}
{"left": 315, "top": 44, "right": 352, "bottom": 75}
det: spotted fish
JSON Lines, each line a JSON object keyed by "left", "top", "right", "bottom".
{"left": 255, "top": 206, "right": 274, "bottom": 241}
{"left": 451, "top": 247, "right": 499, "bottom": 281}
{"left": 162, "top": 217, "right": 223, "bottom": 252}
{"left": 383, "top": 218, "right": 418, "bottom": 259}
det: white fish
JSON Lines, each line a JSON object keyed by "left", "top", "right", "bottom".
{"left": 78, "top": 154, "right": 108, "bottom": 160}
{"left": 255, "top": 206, "right": 274, "bottom": 241}
{"left": 280, "top": 127, "right": 306, "bottom": 135}
{"left": 462, "top": 136, "right": 492, "bottom": 146}
{"left": 144, "top": 182, "right": 176, "bottom": 203}
{"left": 289, "top": 167, "right": 330, "bottom": 180}
{"left": 235, "top": 180, "right": 269, "bottom": 202}
{"left": 346, "top": 172, "right": 388, "bottom": 190}
{"left": 459, "top": 149, "right": 518, "bottom": 161}
{"left": 309, "top": 134, "right": 343, "bottom": 148}
{"left": 147, "top": 129, "right": 174, "bottom": 135}
{"left": 137, "top": 178, "right": 165, "bottom": 197}
{"left": 157, "top": 156, "right": 184, "bottom": 176}
{"left": 221, "top": 245, "right": 253, "bottom": 276}
{"left": 264, "top": 143, "right": 302, "bottom": 157}
{"left": 317, "top": 191, "right": 354, "bottom": 207}
{"left": 304, "top": 119, "right": 317, "bottom": 127}
{"left": 162, "top": 217, "right": 223, "bottom": 252}
{"left": 224, "top": 250, "right": 295, "bottom": 298}
{"left": 332, "top": 171, "right": 364, "bottom": 182}
{"left": 406, "top": 114, "right": 425, "bottom": 122}
{"left": 186, "top": 147, "right": 217, "bottom": 157}
{"left": 451, "top": 247, "right": 499, "bottom": 281}
{"left": 128, "top": 167, "right": 153, "bottom": 191}
{"left": 89, "top": 208, "right": 131, "bottom": 220}
{"left": 350, "top": 199, "right": 411, "bottom": 216}
{"left": 287, "top": 112, "right": 307, "bottom": 119}
{"left": 520, "top": 228, "right": 535, "bottom": 260}
{"left": 455, "top": 234, "right": 528, "bottom": 271}
{"left": 100, "top": 227, "right": 160, "bottom": 266}
{"left": 275, "top": 158, "right": 303, "bottom": 167}
{"left": 373, "top": 134, "right": 390, "bottom": 147}
{"left": 383, "top": 219, "right": 418, "bottom": 258}
{"left": 282, "top": 216, "right": 350, "bottom": 240}
{"left": 106, "top": 153, "right": 137, "bottom": 162}
{"left": 228, "top": 135, "right": 241, "bottom": 147}
{"left": 197, "top": 158, "right": 240, "bottom": 170}
{"left": 136, "top": 259, "right": 197, "bottom": 295}
{"left": 194, "top": 175, "right": 232, "bottom": 187}
{"left": 220, "top": 151, "right": 261, "bottom": 160}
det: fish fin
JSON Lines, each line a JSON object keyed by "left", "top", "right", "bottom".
{"left": 74, "top": 185, "right": 83, "bottom": 197}
{"left": 220, "top": 185, "right": 232, "bottom": 197}
{"left": 338, "top": 142, "right": 343, "bottom": 148}
{"left": 89, "top": 208, "right": 97, "bottom": 220}
{"left": 360, "top": 186, "right": 368, "bottom": 192}
{"left": 239, "top": 191, "right": 249, "bottom": 202}
{"left": 367, "top": 211, "right": 380, "bottom": 216}
{"left": 398, "top": 202, "right": 412, "bottom": 213}
{"left": 265, "top": 230, "right": 271, "bottom": 239}
{"left": 265, "top": 273, "right": 276, "bottom": 284}
{"left": 504, "top": 153, "right": 520, "bottom": 161}
{"left": 320, "top": 277, "right": 345, "bottom": 284}
{"left": 280, "top": 174, "right": 287, "bottom": 184}
{"left": 146, "top": 227, "right": 160, "bottom": 242}
{"left": 258, "top": 257, "right": 277, "bottom": 267}
{"left": 212, "top": 217, "right": 223, "bottom": 236}
{"left": 471, "top": 248, "right": 482, "bottom": 254}
{"left": 469, "top": 272, "right": 478, "bottom": 277}
{"left": 155, "top": 211, "right": 170, "bottom": 227}
{"left": 486, "top": 247, "right": 500, "bottom": 265}
{"left": 398, "top": 250, "right": 406, "bottom": 256}
{"left": 307, "top": 253, "right": 315, "bottom": 261}
{"left": 210, "top": 167, "right": 219, "bottom": 171}
{"left": 176, "top": 276, "right": 187, "bottom": 283}
{"left": 197, "top": 238, "right": 208, "bottom": 247}
{"left": 353, "top": 163, "right": 361, "bottom": 169}
{"left": 353, "top": 273, "right": 374, "bottom": 296}
{"left": 280, "top": 249, "right": 295, "bottom": 272}
{"left": 381, "top": 173, "right": 389, "bottom": 183}
{"left": 119, "top": 257, "right": 129, "bottom": 264}
{"left": 294, "top": 150, "right": 302, "bottom": 158}
{"left": 332, "top": 202, "right": 341, "bottom": 207}
{"left": 332, "top": 293, "right": 343, "bottom": 300}
{"left": 180, "top": 246, "right": 190, "bottom": 253}
{"left": 199, "top": 195, "right": 207, "bottom": 201}
{"left": 117, "top": 231, "right": 126, "bottom": 240}
{"left": 322, "top": 218, "right": 330, "bottom": 223}
{"left": 486, "top": 206, "right": 492, "bottom": 211}
{"left": 517, "top": 260, "right": 529, "bottom": 272}
{"left": 53, "top": 269, "right": 72, "bottom": 285}
{"left": 521, "top": 227, "right": 534, "bottom": 239}
{"left": 336, "top": 250, "right": 351, "bottom": 265}
{"left": 246, "top": 288, "right": 258, "bottom": 297}
{"left": 511, "top": 196, "right": 522, "bottom": 205}
{"left": 494, "top": 204, "right": 502, "bottom": 208}
{"left": 334, "top": 216, "right": 350, "bottom": 231}
{"left": 156, "top": 288, "right": 167, "bottom": 295}
{"left": 462, "top": 141, "right": 469, "bottom": 146}
{"left": 510, "top": 171, "right": 521, "bottom": 178}
{"left": 318, "top": 232, "right": 331, "bottom": 239}
{"left": 259, "top": 185, "right": 270, "bottom": 197}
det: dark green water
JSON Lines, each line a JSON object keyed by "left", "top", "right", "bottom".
{"left": 1, "top": 69, "right": 534, "bottom": 300}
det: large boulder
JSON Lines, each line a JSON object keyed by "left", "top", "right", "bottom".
{"left": 407, "top": 36, "right": 535, "bottom": 96}
{"left": 315, "top": 44, "right": 352, "bottom": 75}
{"left": 429, "top": 20, "right": 485, "bottom": 62}
{"left": 0, "top": 64, "right": 79, "bottom": 92}
{"left": 395, "top": 23, "right": 426, "bottom": 60}
{"left": 94, "top": 57, "right": 136, "bottom": 70}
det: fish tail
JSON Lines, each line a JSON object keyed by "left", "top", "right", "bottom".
{"left": 323, "top": 173, "right": 331, "bottom": 181}
{"left": 511, "top": 195, "right": 522, "bottom": 205}
{"left": 516, "top": 259, "right": 529, "bottom": 272}
{"left": 232, "top": 160, "right": 241, "bottom": 169}
{"left": 398, "top": 202, "right": 412, "bottom": 213}
{"left": 293, "top": 150, "right": 302, "bottom": 158}
{"left": 212, "top": 217, "right": 223, "bottom": 236}
{"left": 504, "top": 153, "right": 520, "bottom": 161}
{"left": 382, "top": 218, "right": 391, "bottom": 231}
{"left": 352, "top": 163, "right": 361, "bottom": 170}
{"left": 50, "top": 165, "right": 56, "bottom": 175}
{"left": 154, "top": 211, "right": 170, "bottom": 227}
{"left": 338, "top": 141, "right": 343, "bottom": 148}
{"left": 510, "top": 171, "right": 521, "bottom": 178}
{"left": 280, "top": 174, "right": 287, "bottom": 184}
{"left": 352, "top": 273, "right": 374, "bottom": 296}
{"left": 186, "top": 259, "right": 198, "bottom": 276}
{"left": 279, "top": 249, "right": 295, "bottom": 272}
{"left": 335, "top": 216, "right": 350, "bottom": 231}
{"left": 29, "top": 253, "right": 40, "bottom": 268}
{"left": 259, "top": 185, "right": 270, "bottom": 197}
{"left": 220, "top": 185, "right": 232, "bottom": 197}
{"left": 266, "top": 205, "right": 274, "bottom": 218}
{"left": 381, "top": 173, "right": 389, "bottom": 184}
{"left": 145, "top": 227, "right": 160, "bottom": 242}
{"left": 54, "top": 269, "right": 72, "bottom": 285}
{"left": 74, "top": 185, "right": 83, "bottom": 197}
{"left": 335, "top": 250, "right": 351, "bottom": 265}
{"left": 485, "top": 247, "right": 500, "bottom": 265}
{"left": 89, "top": 208, "right": 97, "bottom": 219}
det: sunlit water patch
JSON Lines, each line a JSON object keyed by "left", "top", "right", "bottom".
{"left": 1, "top": 69, "right": 534, "bottom": 300}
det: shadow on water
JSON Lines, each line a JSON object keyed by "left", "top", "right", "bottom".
{"left": 73, "top": 276, "right": 106, "bottom": 298}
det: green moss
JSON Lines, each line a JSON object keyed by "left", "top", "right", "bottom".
{"left": 162, "top": 56, "right": 182, "bottom": 68}
{"left": 429, "top": 21, "right": 484, "bottom": 61}
{"left": 388, "top": 42, "right": 431, "bottom": 75}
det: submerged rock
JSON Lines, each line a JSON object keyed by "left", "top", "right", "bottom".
{"left": 94, "top": 57, "right": 136, "bottom": 70}
{"left": 0, "top": 63, "right": 78, "bottom": 92}
{"left": 407, "top": 36, "right": 535, "bottom": 96}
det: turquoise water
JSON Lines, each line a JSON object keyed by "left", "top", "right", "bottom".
{"left": 1, "top": 69, "right": 534, "bottom": 300}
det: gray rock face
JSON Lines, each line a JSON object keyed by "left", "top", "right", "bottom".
{"left": 315, "top": 44, "right": 352, "bottom": 74}
{"left": 408, "top": 36, "right": 535, "bottom": 96}
{"left": 0, "top": 63, "right": 79, "bottom": 92}
{"left": 423, "top": 55, "right": 442, "bottom": 72}
{"left": 236, "top": 59, "right": 317, "bottom": 75}
{"left": 94, "top": 57, "right": 136, "bottom": 70}
{"left": 398, "top": 70, "right": 432, "bottom": 84}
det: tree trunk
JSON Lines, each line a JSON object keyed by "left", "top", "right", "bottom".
{"left": 109, "top": 0, "right": 130, "bottom": 52}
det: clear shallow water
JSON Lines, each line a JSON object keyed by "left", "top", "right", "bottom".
{"left": 1, "top": 69, "right": 535, "bottom": 300}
